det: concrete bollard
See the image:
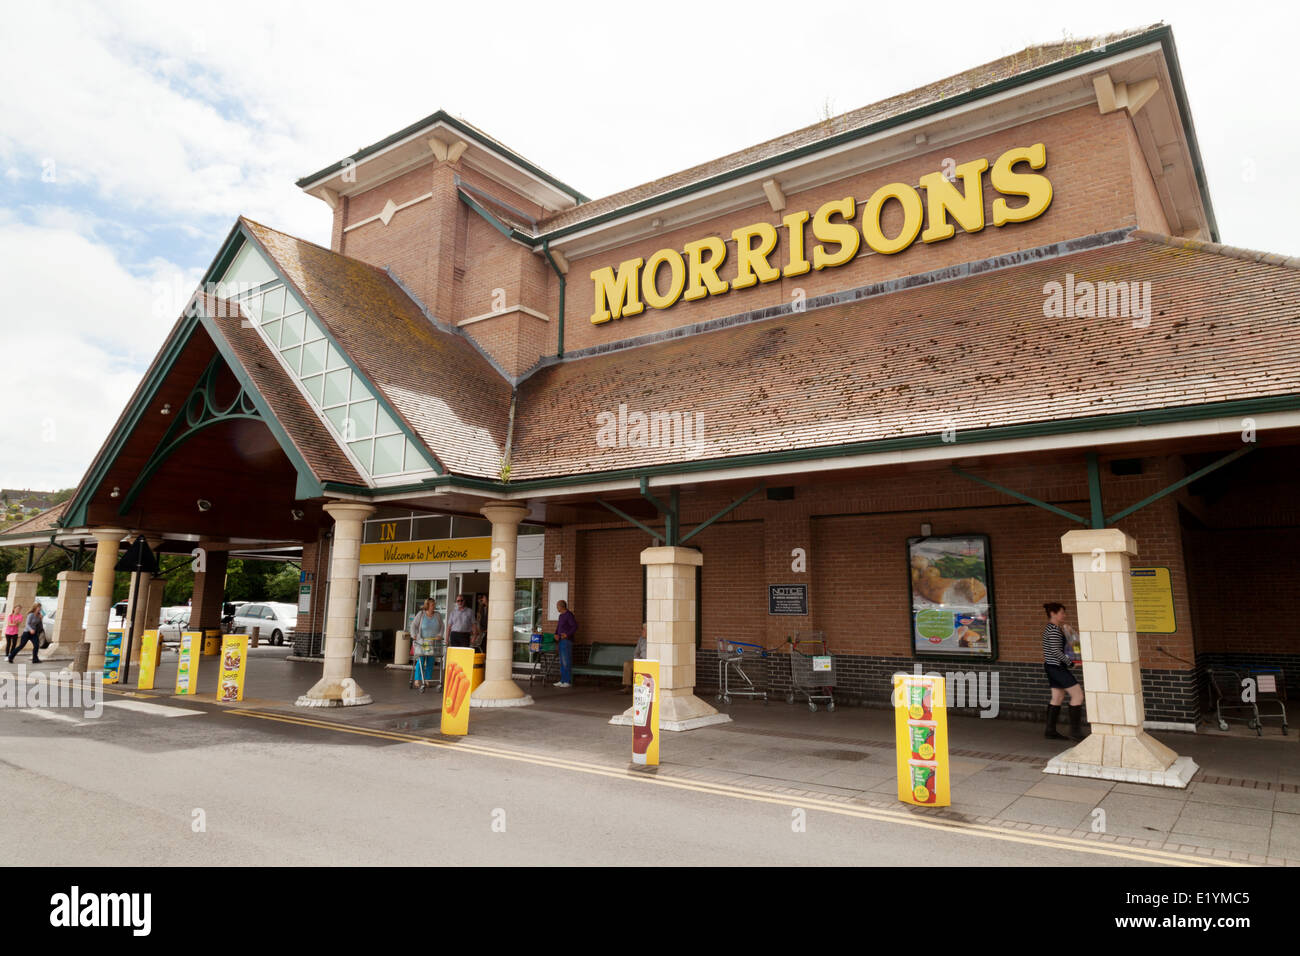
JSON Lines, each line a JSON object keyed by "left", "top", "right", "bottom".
{"left": 395, "top": 630, "right": 411, "bottom": 666}
{"left": 73, "top": 642, "right": 89, "bottom": 674}
{"left": 251, "top": 626, "right": 260, "bottom": 648}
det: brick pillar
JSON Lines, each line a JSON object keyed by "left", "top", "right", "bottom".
{"left": 48, "top": 569, "right": 93, "bottom": 660}
{"left": 5, "top": 571, "right": 41, "bottom": 626}
{"left": 612, "top": 546, "right": 730, "bottom": 731}
{"left": 1046, "top": 529, "right": 1197, "bottom": 787}
{"left": 84, "top": 529, "right": 126, "bottom": 672}
{"left": 296, "top": 502, "right": 374, "bottom": 707}
{"left": 473, "top": 501, "right": 533, "bottom": 707}
{"left": 190, "top": 548, "right": 228, "bottom": 631}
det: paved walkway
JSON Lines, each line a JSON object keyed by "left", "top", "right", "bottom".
{"left": 8, "top": 650, "right": 1297, "bottom": 865}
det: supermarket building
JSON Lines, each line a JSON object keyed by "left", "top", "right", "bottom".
{"left": 9, "top": 24, "right": 1299, "bottom": 783}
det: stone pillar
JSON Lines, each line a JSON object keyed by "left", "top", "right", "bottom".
{"left": 126, "top": 537, "right": 165, "bottom": 664}
{"left": 1045, "top": 529, "right": 1197, "bottom": 787}
{"left": 472, "top": 501, "right": 533, "bottom": 707}
{"left": 611, "top": 546, "right": 730, "bottom": 731}
{"left": 5, "top": 571, "right": 41, "bottom": 625}
{"left": 190, "top": 547, "right": 228, "bottom": 631}
{"left": 48, "top": 569, "right": 93, "bottom": 661}
{"left": 84, "top": 529, "right": 126, "bottom": 672}
{"left": 296, "top": 502, "right": 374, "bottom": 707}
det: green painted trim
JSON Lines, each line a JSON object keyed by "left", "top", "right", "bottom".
{"left": 237, "top": 222, "right": 444, "bottom": 478}
{"left": 679, "top": 483, "right": 763, "bottom": 544}
{"left": 541, "top": 240, "right": 566, "bottom": 358}
{"left": 596, "top": 498, "right": 663, "bottom": 543}
{"left": 202, "top": 221, "right": 249, "bottom": 287}
{"left": 533, "top": 26, "right": 1216, "bottom": 246}
{"left": 195, "top": 312, "right": 326, "bottom": 500}
{"left": 1106, "top": 445, "right": 1254, "bottom": 525}
{"left": 317, "top": 393, "right": 1300, "bottom": 499}
{"left": 295, "top": 110, "right": 589, "bottom": 204}
{"left": 951, "top": 466, "right": 1088, "bottom": 525}
{"left": 458, "top": 189, "right": 532, "bottom": 244}
{"left": 1087, "top": 452, "right": 1104, "bottom": 529}
{"left": 61, "top": 311, "right": 207, "bottom": 528}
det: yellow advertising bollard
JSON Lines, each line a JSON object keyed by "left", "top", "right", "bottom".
{"left": 176, "top": 631, "right": 202, "bottom": 695}
{"left": 202, "top": 629, "right": 222, "bottom": 656}
{"left": 218, "top": 634, "right": 249, "bottom": 702}
{"left": 893, "top": 673, "right": 950, "bottom": 807}
{"left": 441, "top": 646, "right": 474, "bottom": 735}
{"left": 632, "top": 660, "right": 660, "bottom": 766}
{"left": 103, "top": 628, "right": 124, "bottom": 684}
{"left": 137, "top": 629, "right": 161, "bottom": 690}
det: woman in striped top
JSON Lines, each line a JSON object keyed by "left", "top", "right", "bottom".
{"left": 1042, "top": 602, "right": 1085, "bottom": 741}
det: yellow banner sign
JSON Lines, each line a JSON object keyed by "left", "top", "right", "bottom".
{"left": 632, "top": 660, "right": 660, "bottom": 766}
{"left": 441, "top": 646, "right": 475, "bottom": 736}
{"left": 360, "top": 536, "right": 493, "bottom": 565}
{"left": 1131, "top": 567, "right": 1176, "bottom": 634}
{"left": 893, "top": 674, "right": 950, "bottom": 807}
{"left": 592, "top": 144, "right": 1052, "bottom": 324}
{"left": 176, "top": 631, "right": 202, "bottom": 695}
{"left": 137, "top": 630, "right": 161, "bottom": 690}
{"left": 104, "top": 628, "right": 124, "bottom": 684}
{"left": 219, "top": 635, "right": 249, "bottom": 703}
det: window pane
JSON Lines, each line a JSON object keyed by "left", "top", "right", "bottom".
{"left": 413, "top": 515, "right": 450, "bottom": 539}
{"left": 348, "top": 438, "right": 374, "bottom": 471}
{"left": 348, "top": 399, "right": 376, "bottom": 439}
{"left": 280, "top": 345, "right": 302, "bottom": 374}
{"left": 302, "top": 374, "right": 325, "bottom": 405}
{"left": 261, "top": 286, "right": 285, "bottom": 322}
{"left": 221, "top": 242, "right": 277, "bottom": 287}
{"left": 302, "top": 314, "right": 325, "bottom": 344}
{"left": 243, "top": 294, "right": 263, "bottom": 322}
{"left": 325, "top": 404, "right": 349, "bottom": 437}
{"left": 323, "top": 370, "right": 351, "bottom": 407}
{"left": 326, "top": 343, "right": 347, "bottom": 370}
{"left": 405, "top": 439, "right": 423, "bottom": 471}
{"left": 374, "top": 403, "right": 398, "bottom": 436}
{"left": 300, "top": 339, "right": 327, "bottom": 376}
{"left": 280, "top": 311, "right": 305, "bottom": 347}
{"left": 373, "top": 434, "right": 405, "bottom": 475}
{"left": 452, "top": 517, "right": 492, "bottom": 538}
{"left": 261, "top": 318, "right": 282, "bottom": 347}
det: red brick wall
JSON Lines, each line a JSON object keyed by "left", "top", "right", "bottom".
{"left": 1184, "top": 527, "right": 1300, "bottom": 655}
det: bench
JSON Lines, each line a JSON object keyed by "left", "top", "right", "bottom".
{"left": 571, "top": 642, "right": 636, "bottom": 682}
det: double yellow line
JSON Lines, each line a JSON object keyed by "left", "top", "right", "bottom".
{"left": 228, "top": 708, "right": 1244, "bottom": 867}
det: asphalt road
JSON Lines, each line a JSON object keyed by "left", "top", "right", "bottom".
{"left": 0, "top": 690, "right": 1171, "bottom": 867}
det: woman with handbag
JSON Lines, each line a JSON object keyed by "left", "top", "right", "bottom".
{"left": 8, "top": 601, "right": 44, "bottom": 664}
{"left": 1042, "top": 601, "right": 1085, "bottom": 741}
{"left": 4, "top": 604, "right": 23, "bottom": 659}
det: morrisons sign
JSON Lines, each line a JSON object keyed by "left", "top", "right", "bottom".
{"left": 590, "top": 143, "right": 1053, "bottom": 324}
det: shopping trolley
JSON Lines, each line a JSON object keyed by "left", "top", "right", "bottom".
{"left": 410, "top": 638, "right": 444, "bottom": 693}
{"left": 1210, "top": 668, "right": 1288, "bottom": 735}
{"left": 715, "top": 638, "right": 770, "bottom": 704}
{"left": 787, "top": 632, "right": 835, "bottom": 712}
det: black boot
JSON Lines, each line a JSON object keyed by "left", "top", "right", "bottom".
{"left": 1068, "top": 704, "right": 1086, "bottom": 741}
{"left": 1044, "top": 704, "right": 1065, "bottom": 739}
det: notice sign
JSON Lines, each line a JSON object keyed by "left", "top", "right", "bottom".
{"left": 298, "top": 584, "right": 311, "bottom": 614}
{"left": 1131, "top": 567, "right": 1176, "bottom": 634}
{"left": 137, "top": 629, "right": 161, "bottom": 690}
{"left": 176, "top": 631, "right": 201, "bottom": 695}
{"left": 768, "top": 585, "right": 808, "bottom": 615}
{"left": 103, "top": 628, "right": 124, "bottom": 684}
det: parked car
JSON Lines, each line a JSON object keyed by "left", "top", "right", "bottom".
{"left": 230, "top": 602, "right": 296, "bottom": 645}
{"left": 157, "top": 608, "right": 191, "bottom": 645}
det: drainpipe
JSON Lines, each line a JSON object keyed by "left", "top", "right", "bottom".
{"left": 541, "top": 240, "right": 566, "bottom": 358}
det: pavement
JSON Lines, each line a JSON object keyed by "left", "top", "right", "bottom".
{"left": 5, "top": 648, "right": 1297, "bottom": 865}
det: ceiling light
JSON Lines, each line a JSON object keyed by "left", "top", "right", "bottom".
{"left": 197, "top": 499, "right": 212, "bottom": 512}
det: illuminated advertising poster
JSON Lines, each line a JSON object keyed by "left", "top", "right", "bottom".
{"left": 441, "top": 646, "right": 474, "bottom": 736}
{"left": 893, "top": 674, "right": 950, "bottom": 807}
{"left": 631, "top": 660, "right": 660, "bottom": 766}
{"left": 908, "top": 535, "right": 995, "bottom": 659}
{"left": 103, "top": 628, "right": 124, "bottom": 684}
{"left": 219, "top": 635, "right": 249, "bottom": 702}
{"left": 136, "top": 630, "right": 161, "bottom": 690}
{"left": 176, "top": 631, "right": 202, "bottom": 695}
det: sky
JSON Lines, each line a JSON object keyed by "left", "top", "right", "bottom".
{"left": 1, "top": 0, "right": 1296, "bottom": 492}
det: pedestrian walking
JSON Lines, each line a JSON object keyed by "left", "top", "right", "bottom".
{"left": 447, "top": 594, "right": 474, "bottom": 648}
{"left": 4, "top": 604, "right": 24, "bottom": 659}
{"left": 409, "top": 598, "right": 443, "bottom": 692}
{"left": 473, "top": 593, "right": 488, "bottom": 650}
{"left": 9, "top": 602, "right": 44, "bottom": 664}
{"left": 554, "top": 599, "right": 577, "bottom": 688}
{"left": 1042, "top": 601, "right": 1085, "bottom": 740}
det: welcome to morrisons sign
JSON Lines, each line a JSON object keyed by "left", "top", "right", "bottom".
{"left": 590, "top": 143, "right": 1053, "bottom": 324}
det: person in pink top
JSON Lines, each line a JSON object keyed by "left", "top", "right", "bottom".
{"left": 4, "top": 604, "right": 23, "bottom": 659}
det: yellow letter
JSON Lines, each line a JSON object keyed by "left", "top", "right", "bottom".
{"left": 731, "top": 221, "right": 780, "bottom": 290}
{"left": 991, "top": 143, "right": 1052, "bottom": 226}
{"left": 919, "top": 158, "right": 989, "bottom": 243}
{"left": 683, "top": 236, "right": 729, "bottom": 301}
{"left": 860, "top": 182, "right": 924, "bottom": 255}
{"left": 590, "top": 258, "right": 644, "bottom": 324}
{"left": 811, "top": 197, "right": 860, "bottom": 270}
{"left": 782, "top": 210, "right": 811, "bottom": 277}
{"left": 641, "top": 248, "right": 686, "bottom": 310}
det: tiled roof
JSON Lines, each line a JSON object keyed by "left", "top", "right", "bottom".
{"left": 539, "top": 25, "right": 1161, "bottom": 234}
{"left": 241, "top": 219, "right": 513, "bottom": 479}
{"left": 0, "top": 501, "right": 69, "bottom": 535}
{"left": 199, "top": 292, "right": 364, "bottom": 486}
{"left": 509, "top": 232, "right": 1300, "bottom": 479}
